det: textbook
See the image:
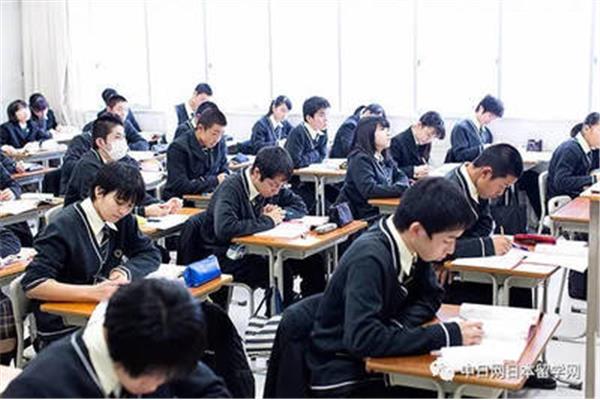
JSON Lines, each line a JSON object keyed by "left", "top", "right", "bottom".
{"left": 0, "top": 199, "right": 39, "bottom": 216}
{"left": 434, "top": 304, "right": 540, "bottom": 372}
{"left": 143, "top": 214, "right": 189, "bottom": 231}
{"left": 254, "top": 221, "right": 311, "bottom": 239}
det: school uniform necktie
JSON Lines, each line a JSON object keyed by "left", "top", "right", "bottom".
{"left": 99, "top": 225, "right": 111, "bottom": 261}
{"left": 274, "top": 125, "right": 282, "bottom": 141}
{"left": 252, "top": 195, "right": 265, "bottom": 217}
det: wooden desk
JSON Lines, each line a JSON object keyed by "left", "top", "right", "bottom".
{"left": 366, "top": 304, "right": 561, "bottom": 398}
{"left": 139, "top": 207, "right": 201, "bottom": 240}
{"left": 0, "top": 365, "right": 22, "bottom": 394}
{"left": 0, "top": 260, "right": 28, "bottom": 287}
{"left": 580, "top": 188, "right": 599, "bottom": 397}
{"left": 40, "top": 274, "right": 233, "bottom": 327}
{"left": 227, "top": 154, "right": 255, "bottom": 171}
{"left": 14, "top": 149, "right": 66, "bottom": 167}
{"left": 184, "top": 193, "right": 212, "bottom": 209}
{"left": 0, "top": 198, "right": 63, "bottom": 227}
{"left": 11, "top": 167, "right": 57, "bottom": 191}
{"left": 233, "top": 220, "right": 367, "bottom": 308}
{"left": 445, "top": 259, "right": 560, "bottom": 308}
{"left": 521, "top": 150, "right": 552, "bottom": 169}
{"left": 295, "top": 161, "right": 347, "bottom": 216}
{"left": 141, "top": 171, "right": 166, "bottom": 197}
{"left": 368, "top": 197, "right": 400, "bottom": 215}
{"left": 550, "top": 197, "right": 590, "bottom": 234}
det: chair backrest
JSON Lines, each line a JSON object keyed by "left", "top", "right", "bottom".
{"left": 538, "top": 171, "right": 549, "bottom": 220}
{"left": 7, "top": 275, "right": 34, "bottom": 368}
{"left": 548, "top": 195, "right": 571, "bottom": 215}
{"left": 44, "top": 204, "right": 63, "bottom": 225}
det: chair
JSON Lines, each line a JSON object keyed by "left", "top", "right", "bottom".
{"left": 537, "top": 171, "right": 570, "bottom": 235}
{"left": 7, "top": 275, "right": 36, "bottom": 368}
{"left": 44, "top": 204, "right": 63, "bottom": 226}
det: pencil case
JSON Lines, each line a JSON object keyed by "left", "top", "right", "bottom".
{"left": 183, "top": 255, "right": 222, "bottom": 287}
{"left": 513, "top": 234, "right": 557, "bottom": 246}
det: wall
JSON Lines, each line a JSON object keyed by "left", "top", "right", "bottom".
{"left": 1, "top": 0, "right": 24, "bottom": 122}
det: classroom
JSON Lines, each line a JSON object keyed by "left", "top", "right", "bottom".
{"left": 0, "top": 0, "right": 599, "bottom": 398}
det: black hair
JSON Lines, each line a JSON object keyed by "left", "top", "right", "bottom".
{"left": 266, "top": 95, "right": 292, "bottom": 116}
{"left": 352, "top": 104, "right": 386, "bottom": 118}
{"left": 252, "top": 146, "right": 294, "bottom": 181}
{"left": 472, "top": 143, "right": 523, "bottom": 179}
{"left": 476, "top": 95, "right": 504, "bottom": 118}
{"left": 90, "top": 162, "right": 146, "bottom": 205}
{"left": 105, "top": 279, "right": 206, "bottom": 379}
{"left": 194, "top": 101, "right": 219, "bottom": 118}
{"left": 6, "top": 100, "right": 28, "bottom": 123}
{"left": 302, "top": 96, "right": 330, "bottom": 122}
{"left": 101, "top": 88, "right": 118, "bottom": 105}
{"left": 194, "top": 83, "right": 213, "bottom": 96}
{"left": 419, "top": 111, "right": 446, "bottom": 139}
{"left": 351, "top": 116, "right": 391, "bottom": 157}
{"left": 393, "top": 177, "right": 476, "bottom": 236}
{"left": 197, "top": 107, "right": 227, "bottom": 129}
{"left": 106, "top": 94, "right": 128, "bottom": 109}
{"left": 570, "top": 112, "right": 600, "bottom": 137}
{"left": 28, "top": 93, "right": 48, "bottom": 112}
{"left": 92, "top": 113, "right": 124, "bottom": 150}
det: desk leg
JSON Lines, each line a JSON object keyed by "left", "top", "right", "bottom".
{"left": 312, "top": 177, "right": 321, "bottom": 216}
{"left": 319, "top": 177, "right": 326, "bottom": 217}
{"left": 274, "top": 249, "right": 286, "bottom": 312}
{"left": 585, "top": 200, "right": 599, "bottom": 398}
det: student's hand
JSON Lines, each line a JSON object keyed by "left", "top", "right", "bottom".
{"left": 92, "top": 280, "right": 123, "bottom": 301}
{"left": 108, "top": 270, "right": 130, "bottom": 283}
{"left": 436, "top": 267, "right": 453, "bottom": 286}
{"left": 165, "top": 197, "right": 183, "bottom": 213}
{"left": 217, "top": 173, "right": 228, "bottom": 184}
{"left": 414, "top": 165, "right": 431, "bottom": 179}
{"left": 0, "top": 189, "right": 15, "bottom": 201}
{"left": 492, "top": 235, "right": 512, "bottom": 255}
{"left": 264, "top": 207, "right": 285, "bottom": 225}
{"left": 458, "top": 320, "right": 484, "bottom": 345}
{"left": 144, "top": 203, "right": 171, "bottom": 217}
{"left": 15, "top": 161, "right": 26, "bottom": 173}
{"left": 1, "top": 145, "right": 18, "bottom": 157}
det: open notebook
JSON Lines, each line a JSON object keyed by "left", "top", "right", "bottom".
{"left": 143, "top": 214, "right": 190, "bottom": 231}
{"left": 434, "top": 303, "right": 540, "bottom": 372}
{"left": 0, "top": 199, "right": 40, "bottom": 216}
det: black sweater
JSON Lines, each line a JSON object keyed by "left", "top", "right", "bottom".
{"left": 0, "top": 227, "right": 21, "bottom": 257}
{"left": 446, "top": 166, "right": 495, "bottom": 257}
{"left": 249, "top": 115, "right": 293, "bottom": 154}
{"left": 449, "top": 119, "right": 493, "bottom": 162}
{"left": 21, "top": 202, "right": 161, "bottom": 341}
{"left": 3, "top": 331, "right": 231, "bottom": 398}
{"left": 329, "top": 115, "right": 359, "bottom": 159}
{"left": 59, "top": 132, "right": 93, "bottom": 194}
{"left": 0, "top": 163, "right": 21, "bottom": 197}
{"left": 30, "top": 108, "right": 59, "bottom": 133}
{"left": 307, "top": 218, "right": 461, "bottom": 392}
{"left": 284, "top": 124, "right": 328, "bottom": 168}
{"left": 547, "top": 138, "right": 596, "bottom": 199}
{"left": 163, "top": 131, "right": 229, "bottom": 199}
{"left": 390, "top": 127, "right": 432, "bottom": 178}
{"left": 337, "top": 150, "right": 408, "bottom": 221}
{"left": 199, "top": 169, "right": 306, "bottom": 256}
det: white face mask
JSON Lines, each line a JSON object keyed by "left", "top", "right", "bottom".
{"left": 107, "top": 138, "right": 128, "bottom": 161}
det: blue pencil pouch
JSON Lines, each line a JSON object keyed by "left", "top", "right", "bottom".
{"left": 183, "top": 255, "right": 222, "bottom": 287}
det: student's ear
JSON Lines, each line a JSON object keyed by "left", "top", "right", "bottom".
{"left": 480, "top": 166, "right": 494, "bottom": 180}
{"left": 408, "top": 222, "right": 427, "bottom": 238}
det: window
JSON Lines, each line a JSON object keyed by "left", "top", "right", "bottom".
{"left": 204, "top": 0, "right": 271, "bottom": 112}
{"left": 146, "top": 0, "right": 206, "bottom": 112}
{"left": 270, "top": 0, "right": 340, "bottom": 112}
{"left": 339, "top": 0, "right": 415, "bottom": 116}
{"left": 501, "top": 0, "right": 592, "bottom": 120}
{"left": 591, "top": 0, "right": 600, "bottom": 111}
{"left": 415, "top": 0, "right": 500, "bottom": 117}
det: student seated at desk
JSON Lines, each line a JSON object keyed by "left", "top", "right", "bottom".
{"left": 21, "top": 162, "right": 161, "bottom": 346}
{"left": 173, "top": 101, "right": 219, "bottom": 141}
{"left": 330, "top": 103, "right": 385, "bottom": 159}
{"left": 547, "top": 112, "right": 600, "bottom": 199}
{"left": 307, "top": 178, "right": 480, "bottom": 398}
{"left": 3, "top": 279, "right": 230, "bottom": 398}
{"left": 336, "top": 116, "right": 409, "bottom": 222}
{"left": 0, "top": 163, "right": 33, "bottom": 247}
{"left": 447, "top": 95, "right": 504, "bottom": 163}
{"left": 0, "top": 100, "right": 51, "bottom": 155}
{"left": 29, "top": 92, "right": 61, "bottom": 135}
{"left": 163, "top": 108, "right": 229, "bottom": 199}
{"left": 444, "top": 144, "right": 534, "bottom": 308}
{"left": 199, "top": 146, "right": 325, "bottom": 308}
{"left": 64, "top": 113, "right": 181, "bottom": 217}
{"left": 284, "top": 96, "right": 331, "bottom": 212}
{"left": 59, "top": 130, "right": 93, "bottom": 194}
{"left": 390, "top": 111, "right": 446, "bottom": 180}
{"left": 101, "top": 94, "right": 149, "bottom": 151}
{"left": 0, "top": 227, "right": 21, "bottom": 366}
{"left": 99, "top": 87, "right": 141, "bottom": 132}
{"left": 175, "top": 82, "right": 213, "bottom": 126}
{"left": 249, "top": 95, "right": 294, "bottom": 154}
